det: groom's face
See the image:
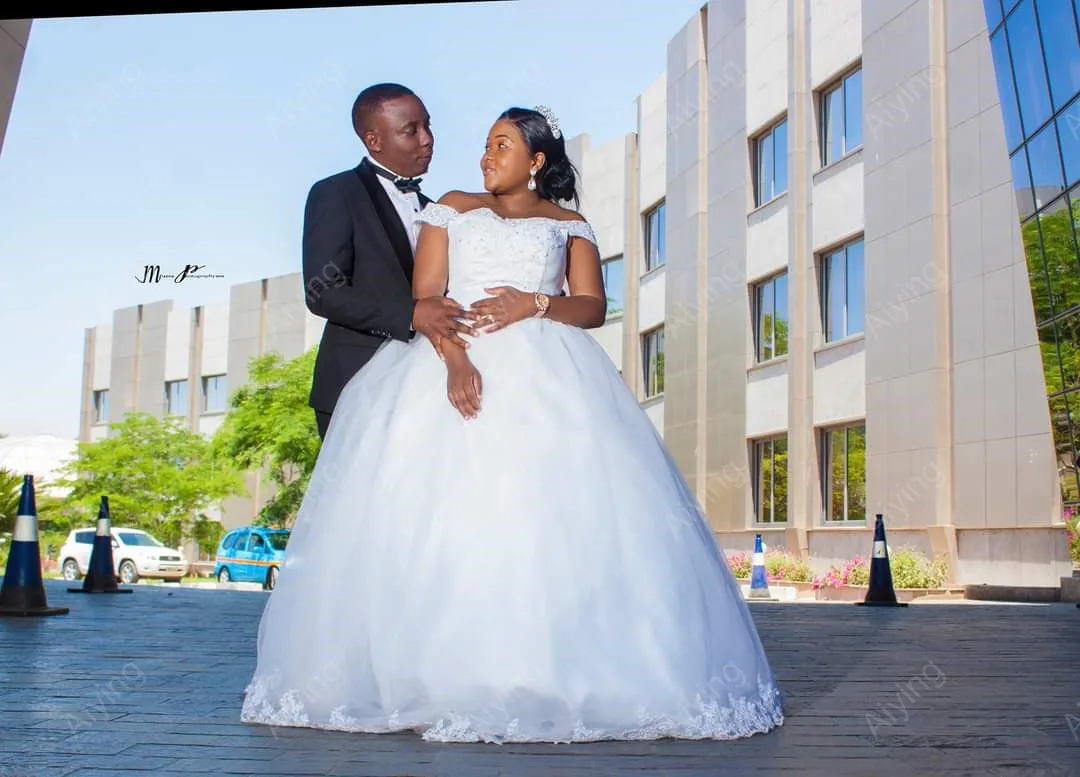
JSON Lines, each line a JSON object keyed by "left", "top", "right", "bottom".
{"left": 365, "top": 95, "right": 434, "bottom": 178}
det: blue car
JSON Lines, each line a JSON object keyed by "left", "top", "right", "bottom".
{"left": 213, "top": 526, "right": 290, "bottom": 590}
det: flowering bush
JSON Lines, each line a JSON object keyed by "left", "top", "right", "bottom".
{"left": 812, "top": 547, "right": 948, "bottom": 590}
{"left": 1067, "top": 517, "right": 1080, "bottom": 565}
{"left": 811, "top": 556, "right": 870, "bottom": 590}
{"left": 727, "top": 552, "right": 751, "bottom": 578}
{"left": 726, "top": 549, "right": 813, "bottom": 583}
{"left": 765, "top": 551, "right": 814, "bottom": 583}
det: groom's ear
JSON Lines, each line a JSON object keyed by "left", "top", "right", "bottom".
{"left": 362, "top": 129, "right": 380, "bottom": 153}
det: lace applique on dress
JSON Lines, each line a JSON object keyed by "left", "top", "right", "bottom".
{"left": 560, "top": 218, "right": 597, "bottom": 245}
{"left": 411, "top": 204, "right": 598, "bottom": 305}
{"left": 417, "top": 202, "right": 458, "bottom": 228}
{"left": 239, "top": 673, "right": 784, "bottom": 744}
{"left": 416, "top": 202, "right": 598, "bottom": 247}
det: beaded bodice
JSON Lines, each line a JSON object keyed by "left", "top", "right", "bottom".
{"left": 416, "top": 203, "right": 598, "bottom": 307}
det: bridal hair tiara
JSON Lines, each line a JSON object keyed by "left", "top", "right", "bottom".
{"left": 534, "top": 105, "right": 562, "bottom": 139}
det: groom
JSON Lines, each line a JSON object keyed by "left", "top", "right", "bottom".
{"left": 302, "top": 83, "right": 472, "bottom": 440}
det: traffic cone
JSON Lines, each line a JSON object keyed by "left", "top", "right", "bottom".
{"left": 0, "top": 475, "right": 69, "bottom": 617}
{"left": 69, "top": 496, "right": 132, "bottom": 594}
{"left": 748, "top": 533, "right": 778, "bottom": 601}
{"left": 857, "top": 513, "right": 908, "bottom": 607}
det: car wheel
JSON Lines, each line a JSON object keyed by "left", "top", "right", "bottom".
{"left": 264, "top": 566, "right": 279, "bottom": 591}
{"left": 217, "top": 567, "right": 231, "bottom": 583}
{"left": 61, "top": 559, "right": 81, "bottom": 581}
{"left": 118, "top": 560, "right": 138, "bottom": 585}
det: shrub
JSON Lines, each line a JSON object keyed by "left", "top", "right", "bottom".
{"left": 889, "top": 547, "right": 950, "bottom": 589}
{"left": 727, "top": 552, "right": 751, "bottom": 579}
{"left": 726, "top": 549, "right": 813, "bottom": 583}
{"left": 1066, "top": 517, "right": 1080, "bottom": 565}
{"left": 765, "top": 550, "right": 814, "bottom": 583}
{"left": 811, "top": 556, "right": 869, "bottom": 590}
{"left": 812, "top": 547, "right": 949, "bottom": 590}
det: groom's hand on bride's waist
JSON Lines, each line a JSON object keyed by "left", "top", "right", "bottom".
{"left": 411, "top": 296, "right": 475, "bottom": 353}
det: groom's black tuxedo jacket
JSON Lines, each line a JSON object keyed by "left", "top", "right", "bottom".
{"left": 303, "top": 157, "right": 432, "bottom": 415}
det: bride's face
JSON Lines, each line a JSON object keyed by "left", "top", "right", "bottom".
{"left": 481, "top": 120, "right": 538, "bottom": 194}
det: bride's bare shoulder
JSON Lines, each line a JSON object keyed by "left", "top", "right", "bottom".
{"left": 539, "top": 202, "right": 587, "bottom": 223}
{"left": 436, "top": 191, "right": 495, "bottom": 213}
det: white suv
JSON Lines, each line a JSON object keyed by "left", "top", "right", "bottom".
{"left": 58, "top": 527, "right": 189, "bottom": 584}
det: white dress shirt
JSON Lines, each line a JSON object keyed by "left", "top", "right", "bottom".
{"left": 365, "top": 156, "right": 423, "bottom": 254}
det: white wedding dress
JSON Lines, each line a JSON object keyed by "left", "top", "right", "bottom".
{"left": 239, "top": 202, "right": 785, "bottom": 743}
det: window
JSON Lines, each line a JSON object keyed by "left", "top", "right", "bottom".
{"left": 821, "top": 238, "right": 865, "bottom": 342}
{"left": 164, "top": 379, "right": 189, "bottom": 416}
{"left": 75, "top": 531, "right": 95, "bottom": 544}
{"left": 1056, "top": 101, "right": 1080, "bottom": 189}
{"left": 92, "top": 389, "right": 109, "bottom": 425}
{"left": 202, "top": 374, "right": 228, "bottom": 414}
{"left": 117, "top": 532, "right": 164, "bottom": 547}
{"left": 753, "top": 272, "right": 789, "bottom": 362}
{"left": 265, "top": 530, "right": 290, "bottom": 551}
{"left": 821, "top": 67, "right": 863, "bottom": 165}
{"left": 643, "top": 201, "right": 666, "bottom": 272}
{"left": 601, "top": 255, "right": 625, "bottom": 317}
{"left": 753, "top": 118, "right": 788, "bottom": 206}
{"left": 753, "top": 436, "right": 789, "bottom": 523}
{"left": 822, "top": 424, "right": 866, "bottom": 522}
{"left": 642, "top": 326, "right": 665, "bottom": 398}
{"left": 1036, "top": 0, "right": 1080, "bottom": 113}
{"left": 1007, "top": 0, "right": 1053, "bottom": 137}
{"left": 990, "top": 26, "right": 1024, "bottom": 151}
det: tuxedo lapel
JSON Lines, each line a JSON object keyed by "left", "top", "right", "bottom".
{"left": 356, "top": 159, "right": 414, "bottom": 283}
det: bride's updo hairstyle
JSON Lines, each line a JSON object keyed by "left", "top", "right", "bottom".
{"left": 498, "top": 105, "right": 580, "bottom": 209}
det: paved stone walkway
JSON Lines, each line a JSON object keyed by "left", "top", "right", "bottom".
{"left": 1, "top": 581, "right": 1079, "bottom": 776}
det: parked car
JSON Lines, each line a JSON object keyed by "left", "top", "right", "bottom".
{"left": 213, "top": 526, "right": 290, "bottom": 590}
{"left": 58, "top": 527, "right": 189, "bottom": 584}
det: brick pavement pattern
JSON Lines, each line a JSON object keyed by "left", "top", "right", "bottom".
{"left": 1, "top": 582, "right": 1079, "bottom": 776}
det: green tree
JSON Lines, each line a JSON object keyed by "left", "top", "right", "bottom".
{"left": 211, "top": 348, "right": 321, "bottom": 528}
{"left": 0, "top": 467, "right": 20, "bottom": 535}
{"left": 1025, "top": 198, "right": 1080, "bottom": 505}
{"left": 191, "top": 514, "right": 227, "bottom": 558}
{"left": 52, "top": 413, "right": 244, "bottom": 547}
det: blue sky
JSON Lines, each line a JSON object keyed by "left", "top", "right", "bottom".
{"left": 0, "top": 0, "right": 704, "bottom": 438}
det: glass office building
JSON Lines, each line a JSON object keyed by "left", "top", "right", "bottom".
{"left": 986, "top": 0, "right": 1080, "bottom": 516}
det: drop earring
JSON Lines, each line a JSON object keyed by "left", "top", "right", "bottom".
{"left": 527, "top": 169, "right": 536, "bottom": 191}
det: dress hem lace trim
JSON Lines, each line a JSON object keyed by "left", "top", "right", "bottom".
{"left": 239, "top": 676, "right": 784, "bottom": 744}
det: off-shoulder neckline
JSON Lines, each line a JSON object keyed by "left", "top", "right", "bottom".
{"left": 426, "top": 202, "right": 587, "bottom": 226}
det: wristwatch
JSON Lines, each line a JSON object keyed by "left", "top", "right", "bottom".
{"left": 533, "top": 291, "right": 550, "bottom": 318}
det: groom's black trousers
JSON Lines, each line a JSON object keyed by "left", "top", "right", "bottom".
{"left": 315, "top": 410, "right": 332, "bottom": 441}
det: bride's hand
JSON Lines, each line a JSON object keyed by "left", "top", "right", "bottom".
{"left": 467, "top": 286, "right": 536, "bottom": 333}
{"left": 446, "top": 355, "right": 482, "bottom": 419}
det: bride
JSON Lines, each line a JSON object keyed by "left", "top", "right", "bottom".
{"left": 240, "top": 105, "right": 785, "bottom": 743}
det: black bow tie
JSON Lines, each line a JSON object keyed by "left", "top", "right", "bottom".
{"left": 372, "top": 163, "right": 422, "bottom": 195}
